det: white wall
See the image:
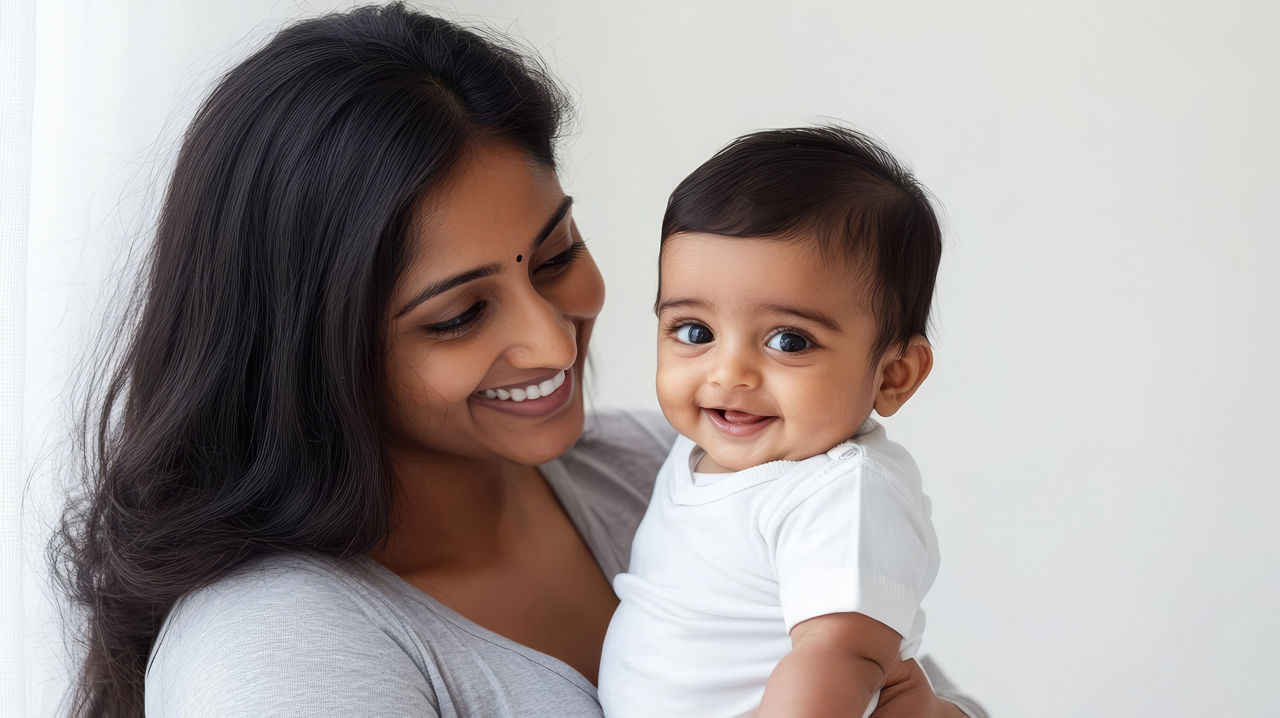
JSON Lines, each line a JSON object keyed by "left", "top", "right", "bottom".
{"left": 22, "top": 1, "right": 1279, "bottom": 716}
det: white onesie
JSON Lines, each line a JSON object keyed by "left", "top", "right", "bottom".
{"left": 598, "top": 418, "right": 939, "bottom": 718}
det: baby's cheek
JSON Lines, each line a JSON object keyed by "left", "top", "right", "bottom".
{"left": 654, "top": 365, "right": 699, "bottom": 436}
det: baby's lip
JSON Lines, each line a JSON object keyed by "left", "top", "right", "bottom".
{"left": 705, "top": 407, "right": 776, "bottom": 423}
{"left": 702, "top": 407, "right": 778, "bottom": 437}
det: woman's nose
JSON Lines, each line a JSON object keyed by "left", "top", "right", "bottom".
{"left": 502, "top": 287, "right": 578, "bottom": 371}
{"left": 706, "top": 341, "right": 760, "bottom": 390}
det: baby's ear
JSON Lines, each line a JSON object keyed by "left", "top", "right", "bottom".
{"left": 873, "top": 336, "right": 933, "bottom": 417}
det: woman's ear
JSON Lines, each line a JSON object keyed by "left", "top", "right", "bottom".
{"left": 873, "top": 336, "right": 934, "bottom": 417}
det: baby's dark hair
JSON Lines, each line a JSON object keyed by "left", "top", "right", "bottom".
{"left": 661, "top": 125, "right": 942, "bottom": 362}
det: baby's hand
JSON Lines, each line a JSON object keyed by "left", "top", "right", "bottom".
{"left": 872, "top": 659, "right": 966, "bottom": 718}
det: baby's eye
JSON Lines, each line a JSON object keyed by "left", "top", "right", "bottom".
{"left": 766, "top": 331, "right": 809, "bottom": 353}
{"left": 674, "top": 323, "right": 714, "bottom": 345}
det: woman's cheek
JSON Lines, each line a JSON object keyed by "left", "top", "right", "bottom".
{"left": 407, "top": 344, "right": 489, "bottom": 410}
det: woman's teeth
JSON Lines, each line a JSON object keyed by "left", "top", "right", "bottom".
{"left": 478, "top": 370, "right": 566, "bottom": 402}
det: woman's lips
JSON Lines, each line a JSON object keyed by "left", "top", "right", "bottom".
{"left": 702, "top": 407, "right": 777, "bottom": 437}
{"left": 471, "top": 367, "right": 575, "bottom": 417}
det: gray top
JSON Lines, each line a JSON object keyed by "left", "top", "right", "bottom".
{"left": 145, "top": 410, "right": 985, "bottom": 717}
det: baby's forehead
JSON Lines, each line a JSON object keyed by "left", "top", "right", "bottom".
{"left": 655, "top": 233, "right": 879, "bottom": 328}
{"left": 658, "top": 232, "right": 876, "bottom": 302}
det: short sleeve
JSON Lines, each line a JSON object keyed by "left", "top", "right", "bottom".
{"left": 768, "top": 458, "right": 935, "bottom": 636}
{"left": 146, "top": 560, "right": 438, "bottom": 717}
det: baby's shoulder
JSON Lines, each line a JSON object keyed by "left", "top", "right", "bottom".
{"left": 764, "top": 424, "right": 925, "bottom": 515}
{"left": 840, "top": 419, "right": 925, "bottom": 493}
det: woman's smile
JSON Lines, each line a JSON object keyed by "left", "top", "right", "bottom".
{"left": 471, "top": 367, "right": 575, "bottom": 417}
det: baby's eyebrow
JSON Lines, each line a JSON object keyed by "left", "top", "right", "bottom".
{"left": 758, "top": 304, "right": 842, "bottom": 332}
{"left": 655, "top": 298, "right": 841, "bottom": 332}
{"left": 655, "top": 297, "right": 710, "bottom": 314}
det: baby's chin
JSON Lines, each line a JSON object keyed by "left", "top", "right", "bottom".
{"left": 697, "top": 432, "right": 857, "bottom": 472}
{"left": 695, "top": 443, "right": 789, "bottom": 473}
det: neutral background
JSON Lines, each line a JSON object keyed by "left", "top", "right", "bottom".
{"left": 6, "top": 1, "right": 1277, "bottom": 716}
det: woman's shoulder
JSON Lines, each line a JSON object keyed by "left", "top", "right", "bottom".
{"left": 554, "top": 408, "right": 677, "bottom": 501}
{"left": 576, "top": 408, "right": 678, "bottom": 465}
{"left": 146, "top": 552, "right": 436, "bottom": 716}
{"left": 537, "top": 410, "right": 677, "bottom": 578}
{"left": 152, "top": 553, "right": 373, "bottom": 630}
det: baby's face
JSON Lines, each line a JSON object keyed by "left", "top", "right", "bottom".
{"left": 656, "top": 233, "right": 884, "bottom": 472}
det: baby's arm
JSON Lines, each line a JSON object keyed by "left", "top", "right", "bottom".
{"left": 758, "top": 611, "right": 902, "bottom": 718}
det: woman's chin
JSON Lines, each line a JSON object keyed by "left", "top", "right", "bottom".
{"left": 473, "top": 369, "right": 587, "bottom": 466}
{"left": 510, "top": 404, "right": 585, "bottom": 466}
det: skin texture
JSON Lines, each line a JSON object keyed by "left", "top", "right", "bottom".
{"left": 367, "top": 143, "right": 958, "bottom": 712}
{"left": 656, "top": 232, "right": 935, "bottom": 714}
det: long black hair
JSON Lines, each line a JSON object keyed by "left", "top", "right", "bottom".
{"left": 50, "top": 4, "right": 568, "bottom": 715}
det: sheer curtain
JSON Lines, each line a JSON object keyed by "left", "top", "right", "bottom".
{"left": 2, "top": 0, "right": 36, "bottom": 713}
{"left": 9, "top": 3, "right": 362, "bottom": 714}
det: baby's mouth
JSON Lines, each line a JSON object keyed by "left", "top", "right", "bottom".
{"left": 702, "top": 407, "right": 778, "bottom": 437}
{"left": 711, "top": 408, "right": 772, "bottom": 424}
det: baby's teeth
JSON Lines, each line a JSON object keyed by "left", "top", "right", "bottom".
{"left": 553, "top": 371, "right": 565, "bottom": 388}
{"left": 495, "top": 388, "right": 510, "bottom": 400}
{"left": 510, "top": 388, "right": 527, "bottom": 402}
{"left": 538, "top": 378, "right": 555, "bottom": 396}
{"left": 483, "top": 389, "right": 498, "bottom": 399}
{"left": 526, "top": 384, "right": 542, "bottom": 400}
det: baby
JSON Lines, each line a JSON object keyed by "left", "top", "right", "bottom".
{"left": 598, "top": 126, "right": 944, "bottom": 717}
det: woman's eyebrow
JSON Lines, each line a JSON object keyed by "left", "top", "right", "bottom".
{"left": 532, "top": 195, "right": 574, "bottom": 250}
{"left": 395, "top": 195, "right": 575, "bottom": 318}
{"left": 395, "top": 264, "right": 502, "bottom": 318}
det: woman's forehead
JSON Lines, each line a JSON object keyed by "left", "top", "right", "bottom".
{"left": 403, "top": 143, "right": 566, "bottom": 267}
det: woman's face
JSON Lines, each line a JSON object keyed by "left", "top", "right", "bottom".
{"left": 382, "top": 142, "right": 605, "bottom": 468}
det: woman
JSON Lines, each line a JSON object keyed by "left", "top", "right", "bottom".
{"left": 54, "top": 4, "right": 985, "bottom": 716}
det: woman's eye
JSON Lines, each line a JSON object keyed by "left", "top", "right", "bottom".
{"left": 674, "top": 324, "right": 714, "bottom": 345}
{"left": 766, "top": 331, "right": 809, "bottom": 353}
{"left": 425, "top": 301, "right": 486, "bottom": 337}
{"left": 534, "top": 241, "right": 587, "bottom": 276}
